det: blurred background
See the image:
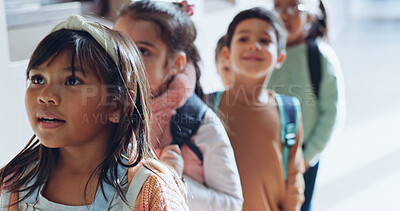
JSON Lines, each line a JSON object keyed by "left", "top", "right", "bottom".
{"left": 1, "top": 0, "right": 399, "bottom": 210}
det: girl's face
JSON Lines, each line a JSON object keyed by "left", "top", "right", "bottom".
{"left": 275, "top": 0, "right": 309, "bottom": 46}
{"left": 227, "top": 18, "right": 281, "bottom": 79}
{"left": 25, "top": 51, "right": 117, "bottom": 149}
{"left": 115, "top": 17, "right": 171, "bottom": 97}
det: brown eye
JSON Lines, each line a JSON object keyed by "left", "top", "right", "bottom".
{"left": 260, "top": 39, "right": 271, "bottom": 44}
{"left": 239, "top": 37, "right": 249, "bottom": 43}
{"left": 65, "top": 76, "right": 83, "bottom": 85}
{"left": 138, "top": 47, "right": 150, "bottom": 56}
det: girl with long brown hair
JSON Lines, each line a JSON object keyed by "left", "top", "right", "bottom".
{"left": 0, "top": 15, "right": 188, "bottom": 210}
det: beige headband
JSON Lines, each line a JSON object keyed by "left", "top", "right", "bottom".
{"left": 51, "top": 15, "right": 119, "bottom": 65}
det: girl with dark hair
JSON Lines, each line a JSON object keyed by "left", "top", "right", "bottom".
{"left": 115, "top": 1, "right": 243, "bottom": 210}
{"left": 0, "top": 15, "right": 188, "bottom": 210}
{"left": 269, "top": 0, "right": 346, "bottom": 210}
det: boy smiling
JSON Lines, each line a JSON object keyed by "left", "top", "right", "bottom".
{"left": 207, "top": 8, "right": 305, "bottom": 211}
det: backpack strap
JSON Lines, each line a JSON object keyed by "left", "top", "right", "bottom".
{"left": 307, "top": 38, "right": 322, "bottom": 98}
{"left": 0, "top": 188, "right": 12, "bottom": 211}
{"left": 1, "top": 163, "right": 35, "bottom": 210}
{"left": 275, "top": 94, "right": 300, "bottom": 180}
{"left": 206, "top": 91, "right": 224, "bottom": 114}
{"left": 122, "top": 166, "right": 152, "bottom": 211}
{"left": 170, "top": 94, "right": 208, "bottom": 161}
{"left": 0, "top": 191, "right": 18, "bottom": 211}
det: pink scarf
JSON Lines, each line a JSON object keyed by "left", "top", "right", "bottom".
{"left": 150, "top": 62, "right": 205, "bottom": 184}
{"left": 150, "top": 63, "right": 196, "bottom": 150}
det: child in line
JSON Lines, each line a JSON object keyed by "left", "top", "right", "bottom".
{"left": 115, "top": 1, "right": 243, "bottom": 210}
{"left": 0, "top": 15, "right": 188, "bottom": 210}
{"left": 207, "top": 7, "right": 305, "bottom": 211}
{"left": 215, "top": 35, "right": 233, "bottom": 89}
{"left": 270, "top": 1, "right": 345, "bottom": 210}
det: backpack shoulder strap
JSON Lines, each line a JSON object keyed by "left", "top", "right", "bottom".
{"left": 170, "top": 94, "right": 208, "bottom": 161}
{"left": 307, "top": 38, "right": 322, "bottom": 98}
{"left": 0, "top": 189, "right": 24, "bottom": 211}
{"left": 275, "top": 93, "right": 300, "bottom": 180}
{"left": 1, "top": 163, "right": 36, "bottom": 210}
{"left": 122, "top": 165, "right": 152, "bottom": 211}
{"left": 206, "top": 91, "right": 224, "bottom": 114}
{"left": 0, "top": 188, "right": 11, "bottom": 210}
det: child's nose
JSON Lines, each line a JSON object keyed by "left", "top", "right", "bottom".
{"left": 249, "top": 41, "right": 262, "bottom": 51}
{"left": 37, "top": 86, "right": 61, "bottom": 106}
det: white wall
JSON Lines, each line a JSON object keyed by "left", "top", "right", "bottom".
{"left": 350, "top": 0, "right": 400, "bottom": 20}
{"left": 325, "top": 0, "right": 349, "bottom": 42}
{"left": 0, "top": 0, "right": 32, "bottom": 167}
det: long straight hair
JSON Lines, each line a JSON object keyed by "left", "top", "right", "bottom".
{"left": 0, "top": 28, "right": 153, "bottom": 204}
{"left": 118, "top": 0, "right": 204, "bottom": 98}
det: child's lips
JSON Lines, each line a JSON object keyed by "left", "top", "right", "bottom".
{"left": 38, "top": 120, "right": 66, "bottom": 129}
{"left": 37, "top": 111, "right": 66, "bottom": 129}
{"left": 243, "top": 55, "right": 263, "bottom": 61}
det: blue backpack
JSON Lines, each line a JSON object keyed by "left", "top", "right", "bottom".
{"left": 170, "top": 93, "right": 208, "bottom": 161}
{"left": 206, "top": 91, "right": 300, "bottom": 179}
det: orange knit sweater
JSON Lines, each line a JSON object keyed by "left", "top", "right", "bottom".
{"left": 0, "top": 162, "right": 188, "bottom": 211}
{"left": 133, "top": 169, "right": 188, "bottom": 210}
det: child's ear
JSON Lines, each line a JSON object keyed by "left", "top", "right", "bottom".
{"left": 172, "top": 52, "right": 187, "bottom": 75}
{"left": 222, "top": 46, "right": 230, "bottom": 63}
{"left": 275, "top": 50, "right": 287, "bottom": 69}
{"left": 109, "top": 96, "right": 122, "bottom": 124}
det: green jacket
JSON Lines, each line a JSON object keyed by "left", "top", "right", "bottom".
{"left": 267, "top": 41, "right": 346, "bottom": 166}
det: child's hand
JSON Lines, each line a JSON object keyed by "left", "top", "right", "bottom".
{"left": 181, "top": 144, "right": 205, "bottom": 184}
{"left": 159, "top": 144, "right": 184, "bottom": 176}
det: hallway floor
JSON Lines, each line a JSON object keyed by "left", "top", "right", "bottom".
{"left": 313, "top": 20, "right": 400, "bottom": 211}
